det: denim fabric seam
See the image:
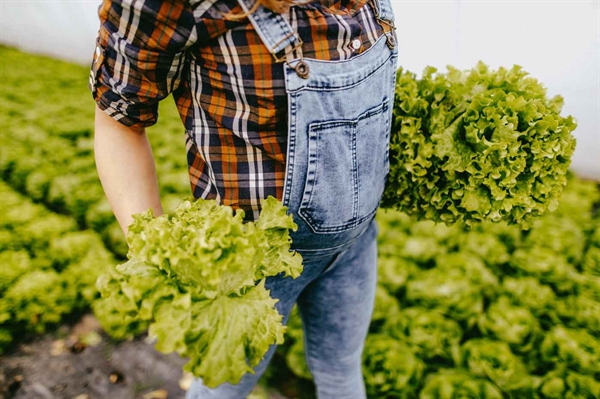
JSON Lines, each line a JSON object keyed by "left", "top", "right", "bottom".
{"left": 306, "top": 98, "right": 387, "bottom": 130}
{"left": 298, "top": 99, "right": 388, "bottom": 233}
{"left": 283, "top": 34, "right": 393, "bottom": 92}
{"left": 282, "top": 91, "right": 297, "bottom": 208}
{"left": 286, "top": 52, "right": 394, "bottom": 93}
{"left": 246, "top": 3, "right": 295, "bottom": 54}
{"left": 292, "top": 219, "right": 369, "bottom": 252}
{"left": 384, "top": 55, "right": 397, "bottom": 174}
{"left": 300, "top": 124, "right": 323, "bottom": 221}
{"left": 289, "top": 32, "right": 388, "bottom": 67}
{"left": 351, "top": 121, "right": 359, "bottom": 222}
{"left": 299, "top": 208, "right": 378, "bottom": 234}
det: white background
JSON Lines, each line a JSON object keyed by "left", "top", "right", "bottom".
{"left": 1, "top": 0, "right": 598, "bottom": 180}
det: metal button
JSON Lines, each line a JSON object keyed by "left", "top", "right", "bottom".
{"left": 385, "top": 33, "right": 396, "bottom": 49}
{"left": 351, "top": 38, "right": 362, "bottom": 51}
{"left": 294, "top": 61, "right": 310, "bottom": 79}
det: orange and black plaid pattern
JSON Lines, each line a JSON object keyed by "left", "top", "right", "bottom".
{"left": 90, "top": 0, "right": 386, "bottom": 220}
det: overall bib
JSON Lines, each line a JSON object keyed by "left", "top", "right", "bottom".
{"left": 187, "top": 0, "right": 398, "bottom": 397}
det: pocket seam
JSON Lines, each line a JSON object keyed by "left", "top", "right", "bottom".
{"left": 299, "top": 98, "right": 389, "bottom": 234}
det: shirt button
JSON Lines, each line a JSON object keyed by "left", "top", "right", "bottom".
{"left": 351, "top": 38, "right": 362, "bottom": 51}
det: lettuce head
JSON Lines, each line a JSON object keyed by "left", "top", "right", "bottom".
{"left": 383, "top": 62, "right": 577, "bottom": 229}
{"left": 95, "top": 197, "right": 303, "bottom": 388}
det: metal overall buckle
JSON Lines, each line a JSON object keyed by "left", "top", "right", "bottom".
{"left": 271, "top": 32, "right": 309, "bottom": 79}
{"left": 377, "top": 18, "right": 397, "bottom": 49}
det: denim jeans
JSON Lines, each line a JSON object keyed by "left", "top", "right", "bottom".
{"left": 186, "top": 218, "right": 379, "bottom": 399}
{"left": 187, "top": 0, "right": 397, "bottom": 395}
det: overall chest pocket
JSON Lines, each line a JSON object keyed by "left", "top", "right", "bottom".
{"left": 299, "top": 98, "right": 391, "bottom": 233}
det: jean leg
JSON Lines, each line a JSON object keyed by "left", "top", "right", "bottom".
{"left": 296, "top": 219, "right": 378, "bottom": 399}
{"left": 186, "top": 250, "right": 341, "bottom": 399}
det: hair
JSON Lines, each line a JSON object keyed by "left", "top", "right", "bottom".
{"left": 222, "top": 0, "right": 315, "bottom": 20}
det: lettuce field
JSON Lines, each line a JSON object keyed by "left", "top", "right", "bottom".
{"left": 1, "top": 45, "right": 599, "bottom": 398}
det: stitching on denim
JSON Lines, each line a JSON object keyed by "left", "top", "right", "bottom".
{"left": 307, "top": 100, "right": 386, "bottom": 132}
{"left": 282, "top": 90, "right": 297, "bottom": 208}
{"left": 299, "top": 121, "right": 354, "bottom": 232}
{"left": 289, "top": 54, "right": 394, "bottom": 93}
{"left": 298, "top": 98, "right": 388, "bottom": 233}
{"left": 351, "top": 123, "right": 359, "bottom": 221}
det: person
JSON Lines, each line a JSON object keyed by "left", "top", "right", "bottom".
{"left": 90, "top": 0, "right": 398, "bottom": 397}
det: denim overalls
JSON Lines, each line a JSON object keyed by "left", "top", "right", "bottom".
{"left": 187, "top": 0, "right": 398, "bottom": 397}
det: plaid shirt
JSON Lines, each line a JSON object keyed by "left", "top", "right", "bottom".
{"left": 90, "top": 0, "right": 387, "bottom": 220}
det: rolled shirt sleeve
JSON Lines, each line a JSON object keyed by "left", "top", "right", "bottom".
{"left": 89, "top": 0, "right": 197, "bottom": 128}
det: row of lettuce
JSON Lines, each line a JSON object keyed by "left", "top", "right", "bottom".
{"left": 1, "top": 45, "right": 599, "bottom": 397}
{"left": 0, "top": 46, "right": 187, "bottom": 350}
{"left": 2, "top": 172, "right": 598, "bottom": 398}
{"left": 0, "top": 47, "right": 190, "bottom": 259}
{"left": 0, "top": 182, "right": 107, "bottom": 347}
{"left": 0, "top": 179, "right": 157, "bottom": 349}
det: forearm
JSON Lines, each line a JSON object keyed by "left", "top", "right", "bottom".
{"left": 94, "top": 105, "right": 163, "bottom": 236}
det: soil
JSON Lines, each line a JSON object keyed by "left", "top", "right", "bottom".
{"left": 0, "top": 315, "right": 290, "bottom": 399}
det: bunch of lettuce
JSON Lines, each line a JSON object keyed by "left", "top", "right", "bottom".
{"left": 501, "top": 277, "right": 556, "bottom": 318}
{"left": 406, "top": 253, "right": 498, "bottom": 325}
{"left": 362, "top": 334, "right": 424, "bottom": 398}
{"left": 382, "top": 62, "right": 577, "bottom": 228}
{"left": 420, "top": 369, "right": 503, "bottom": 399}
{"left": 461, "top": 339, "right": 536, "bottom": 395}
{"left": 382, "top": 307, "right": 462, "bottom": 366}
{"left": 509, "top": 247, "right": 581, "bottom": 294}
{"left": 540, "top": 326, "right": 600, "bottom": 378}
{"left": 95, "top": 197, "right": 303, "bottom": 388}
{"left": 539, "top": 368, "right": 600, "bottom": 398}
{"left": 478, "top": 296, "right": 541, "bottom": 354}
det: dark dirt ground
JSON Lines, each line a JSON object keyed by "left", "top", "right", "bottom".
{"left": 0, "top": 315, "right": 291, "bottom": 399}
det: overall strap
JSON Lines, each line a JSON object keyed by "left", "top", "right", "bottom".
{"left": 235, "top": 0, "right": 303, "bottom": 62}
{"left": 369, "top": 0, "right": 396, "bottom": 49}
{"left": 370, "top": 0, "right": 394, "bottom": 24}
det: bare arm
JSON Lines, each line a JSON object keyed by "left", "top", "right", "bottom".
{"left": 94, "top": 104, "right": 163, "bottom": 236}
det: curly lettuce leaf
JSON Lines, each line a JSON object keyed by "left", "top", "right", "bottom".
{"left": 420, "top": 369, "right": 503, "bottom": 399}
{"left": 362, "top": 334, "right": 424, "bottom": 397}
{"left": 406, "top": 253, "right": 498, "bottom": 325}
{"left": 540, "top": 369, "right": 600, "bottom": 399}
{"left": 478, "top": 296, "right": 541, "bottom": 354}
{"left": 383, "top": 307, "right": 462, "bottom": 366}
{"left": 462, "top": 339, "right": 533, "bottom": 393}
{"left": 167, "top": 280, "right": 286, "bottom": 387}
{"left": 501, "top": 277, "right": 556, "bottom": 318}
{"left": 541, "top": 326, "right": 600, "bottom": 377}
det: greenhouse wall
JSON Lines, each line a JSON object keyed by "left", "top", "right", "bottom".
{"left": 1, "top": 0, "right": 598, "bottom": 181}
